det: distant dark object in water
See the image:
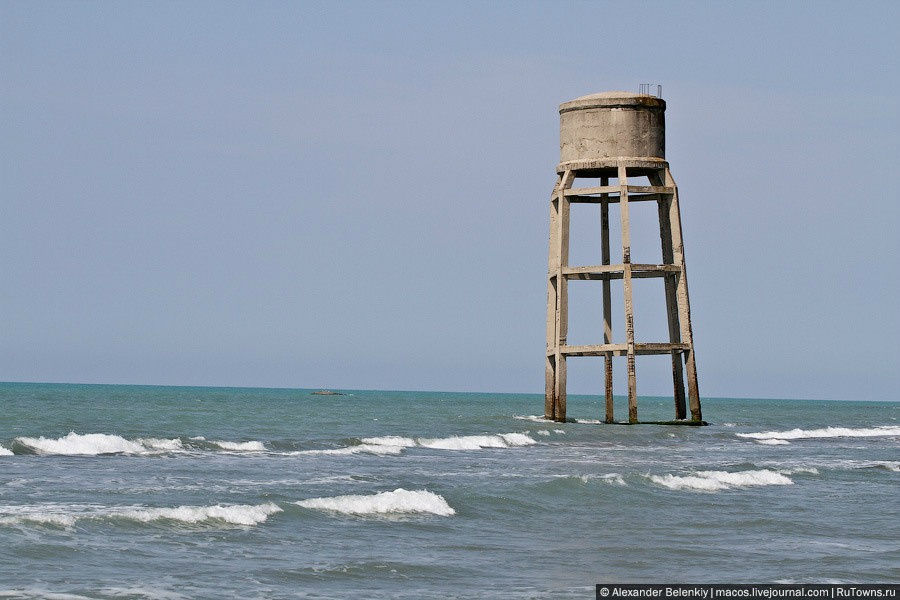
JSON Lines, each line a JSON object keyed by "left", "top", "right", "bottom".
{"left": 311, "top": 390, "right": 344, "bottom": 396}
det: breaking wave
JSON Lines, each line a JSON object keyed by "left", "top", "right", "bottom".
{"left": 0, "top": 446, "right": 13, "bottom": 456}
{"left": 756, "top": 439, "right": 791, "bottom": 445}
{"left": 366, "top": 432, "right": 536, "bottom": 451}
{"left": 513, "top": 415, "right": 553, "bottom": 423}
{"left": 299, "top": 432, "right": 538, "bottom": 456}
{"left": 9, "top": 433, "right": 273, "bottom": 456}
{"left": 0, "top": 503, "right": 282, "bottom": 528}
{"left": 115, "top": 503, "right": 281, "bottom": 525}
{"left": 649, "top": 469, "right": 795, "bottom": 492}
{"left": 737, "top": 426, "right": 900, "bottom": 443}
{"left": 295, "top": 443, "right": 404, "bottom": 456}
{"left": 295, "top": 488, "right": 454, "bottom": 516}
{"left": 13, "top": 433, "right": 179, "bottom": 456}
{"left": 572, "top": 473, "right": 627, "bottom": 486}
{"left": 211, "top": 440, "right": 266, "bottom": 452}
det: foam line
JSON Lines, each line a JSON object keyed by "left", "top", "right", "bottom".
{"left": 295, "top": 443, "right": 404, "bottom": 456}
{"left": 295, "top": 488, "right": 455, "bottom": 516}
{"left": 649, "top": 469, "right": 794, "bottom": 492}
{"left": 16, "top": 433, "right": 151, "bottom": 455}
{"left": 737, "top": 426, "right": 900, "bottom": 441}
{"left": 211, "top": 440, "right": 266, "bottom": 452}
{"left": 361, "top": 432, "right": 537, "bottom": 451}
{"left": 0, "top": 503, "right": 281, "bottom": 527}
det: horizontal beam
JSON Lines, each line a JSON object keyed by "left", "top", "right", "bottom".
{"left": 556, "top": 158, "right": 669, "bottom": 174}
{"left": 549, "top": 342, "right": 690, "bottom": 357}
{"left": 564, "top": 185, "right": 674, "bottom": 197}
{"left": 559, "top": 264, "right": 681, "bottom": 280}
{"left": 568, "top": 193, "right": 664, "bottom": 204}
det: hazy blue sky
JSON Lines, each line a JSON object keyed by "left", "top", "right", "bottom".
{"left": 2, "top": 1, "right": 898, "bottom": 400}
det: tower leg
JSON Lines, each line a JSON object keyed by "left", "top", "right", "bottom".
{"left": 600, "top": 177, "right": 614, "bottom": 423}
{"left": 547, "top": 171, "right": 573, "bottom": 422}
{"left": 545, "top": 176, "right": 561, "bottom": 419}
{"left": 651, "top": 170, "right": 687, "bottom": 420}
{"left": 618, "top": 163, "right": 638, "bottom": 423}
{"left": 664, "top": 168, "right": 702, "bottom": 422}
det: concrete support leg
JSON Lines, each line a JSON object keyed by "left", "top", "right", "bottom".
{"left": 664, "top": 167, "right": 702, "bottom": 422}
{"left": 651, "top": 170, "right": 687, "bottom": 420}
{"left": 547, "top": 171, "right": 573, "bottom": 422}
{"left": 600, "top": 176, "right": 614, "bottom": 423}
{"left": 545, "top": 176, "right": 561, "bottom": 419}
{"left": 618, "top": 163, "right": 638, "bottom": 423}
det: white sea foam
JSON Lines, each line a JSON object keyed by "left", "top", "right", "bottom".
{"left": 137, "top": 438, "right": 184, "bottom": 452}
{"left": 756, "top": 439, "right": 791, "bottom": 445}
{"left": 856, "top": 460, "right": 900, "bottom": 472}
{"left": 553, "top": 429, "right": 566, "bottom": 434}
{"left": 601, "top": 473, "right": 627, "bottom": 486}
{"left": 0, "top": 446, "right": 13, "bottom": 456}
{"left": 0, "top": 503, "right": 281, "bottom": 528}
{"left": 16, "top": 433, "right": 148, "bottom": 455}
{"left": 737, "top": 425, "right": 900, "bottom": 442}
{"left": 537, "top": 430, "right": 551, "bottom": 436}
{"left": 649, "top": 469, "right": 794, "bottom": 492}
{"left": 574, "top": 418, "right": 603, "bottom": 424}
{"left": 297, "top": 443, "right": 404, "bottom": 456}
{"left": 419, "top": 432, "right": 536, "bottom": 450}
{"left": 355, "top": 432, "right": 537, "bottom": 452}
{"left": 0, "top": 589, "right": 97, "bottom": 600}
{"left": 13, "top": 433, "right": 187, "bottom": 456}
{"left": 779, "top": 467, "right": 819, "bottom": 475}
{"left": 358, "top": 436, "right": 417, "bottom": 447}
{"left": 211, "top": 440, "right": 266, "bottom": 452}
{"left": 116, "top": 503, "right": 281, "bottom": 525}
{"left": 513, "top": 415, "right": 553, "bottom": 423}
{"left": 295, "top": 488, "right": 454, "bottom": 516}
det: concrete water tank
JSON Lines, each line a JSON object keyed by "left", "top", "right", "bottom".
{"left": 559, "top": 91, "right": 666, "bottom": 164}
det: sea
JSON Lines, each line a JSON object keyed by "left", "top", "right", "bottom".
{"left": 0, "top": 382, "right": 897, "bottom": 598}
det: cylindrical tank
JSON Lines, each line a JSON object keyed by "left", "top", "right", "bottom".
{"left": 559, "top": 91, "right": 665, "bottom": 163}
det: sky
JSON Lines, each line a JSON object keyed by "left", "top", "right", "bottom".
{"left": 1, "top": 1, "right": 898, "bottom": 400}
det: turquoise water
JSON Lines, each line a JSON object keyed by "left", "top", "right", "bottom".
{"left": 1, "top": 383, "right": 897, "bottom": 598}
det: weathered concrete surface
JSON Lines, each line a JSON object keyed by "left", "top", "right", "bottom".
{"left": 545, "top": 91, "right": 702, "bottom": 424}
{"left": 559, "top": 92, "right": 665, "bottom": 164}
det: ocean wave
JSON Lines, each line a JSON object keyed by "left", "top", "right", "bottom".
{"left": 137, "top": 438, "right": 184, "bottom": 452}
{"left": 115, "top": 503, "right": 281, "bottom": 525}
{"left": 513, "top": 414, "right": 552, "bottom": 423}
{"left": 756, "top": 439, "right": 791, "bottom": 445}
{"left": 649, "top": 469, "right": 794, "bottom": 492}
{"left": 576, "top": 473, "right": 627, "bottom": 486}
{"left": 599, "top": 473, "right": 627, "bottom": 486}
{"left": 302, "top": 432, "right": 539, "bottom": 455}
{"left": 0, "top": 446, "right": 13, "bottom": 456}
{"left": 295, "top": 489, "right": 454, "bottom": 516}
{"left": 294, "top": 443, "right": 404, "bottom": 456}
{"left": 211, "top": 440, "right": 266, "bottom": 452}
{"left": 420, "top": 432, "right": 536, "bottom": 450}
{"left": 0, "top": 503, "right": 281, "bottom": 528}
{"left": 10, "top": 433, "right": 273, "bottom": 456}
{"left": 853, "top": 460, "right": 900, "bottom": 472}
{"left": 14, "top": 433, "right": 168, "bottom": 456}
{"left": 737, "top": 425, "right": 900, "bottom": 442}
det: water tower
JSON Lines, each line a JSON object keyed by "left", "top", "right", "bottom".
{"left": 544, "top": 90, "right": 703, "bottom": 424}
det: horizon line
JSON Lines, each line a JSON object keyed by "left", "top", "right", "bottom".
{"left": 0, "top": 379, "right": 890, "bottom": 404}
